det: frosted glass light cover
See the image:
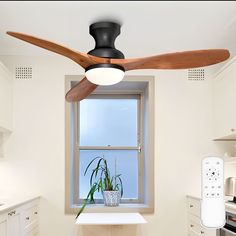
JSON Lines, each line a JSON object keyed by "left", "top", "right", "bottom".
{"left": 85, "top": 67, "right": 125, "bottom": 85}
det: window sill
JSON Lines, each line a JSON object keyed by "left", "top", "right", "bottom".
{"left": 67, "top": 203, "right": 153, "bottom": 215}
{"left": 75, "top": 213, "right": 147, "bottom": 225}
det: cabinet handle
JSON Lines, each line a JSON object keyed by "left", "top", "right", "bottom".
{"left": 8, "top": 210, "right": 16, "bottom": 216}
{"left": 26, "top": 217, "right": 30, "bottom": 220}
{"left": 34, "top": 211, "right": 38, "bottom": 215}
{"left": 189, "top": 204, "right": 194, "bottom": 208}
{"left": 231, "top": 128, "right": 235, "bottom": 132}
{"left": 201, "top": 231, "right": 204, "bottom": 234}
{"left": 190, "top": 224, "right": 194, "bottom": 228}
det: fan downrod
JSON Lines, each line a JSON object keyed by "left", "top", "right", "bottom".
{"left": 88, "top": 21, "right": 125, "bottom": 59}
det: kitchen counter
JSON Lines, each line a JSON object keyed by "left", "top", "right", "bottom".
{"left": 0, "top": 195, "right": 40, "bottom": 213}
{"left": 225, "top": 201, "right": 236, "bottom": 214}
{"left": 187, "top": 195, "right": 236, "bottom": 214}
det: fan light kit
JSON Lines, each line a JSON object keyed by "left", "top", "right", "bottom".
{"left": 85, "top": 22, "right": 125, "bottom": 86}
{"left": 7, "top": 21, "right": 230, "bottom": 102}
{"left": 85, "top": 64, "right": 125, "bottom": 85}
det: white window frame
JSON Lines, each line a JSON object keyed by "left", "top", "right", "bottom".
{"left": 65, "top": 75, "right": 155, "bottom": 214}
{"left": 76, "top": 93, "right": 143, "bottom": 204}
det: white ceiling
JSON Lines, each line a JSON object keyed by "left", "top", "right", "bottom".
{"left": 1, "top": 1, "right": 236, "bottom": 60}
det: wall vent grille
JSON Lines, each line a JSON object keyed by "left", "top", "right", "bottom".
{"left": 188, "top": 69, "right": 205, "bottom": 81}
{"left": 15, "top": 67, "right": 32, "bottom": 80}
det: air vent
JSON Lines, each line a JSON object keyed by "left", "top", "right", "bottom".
{"left": 15, "top": 67, "right": 32, "bottom": 80}
{"left": 188, "top": 69, "right": 205, "bottom": 81}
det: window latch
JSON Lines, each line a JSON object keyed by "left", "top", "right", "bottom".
{"left": 138, "top": 146, "right": 142, "bottom": 153}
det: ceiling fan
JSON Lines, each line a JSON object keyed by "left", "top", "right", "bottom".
{"left": 7, "top": 21, "right": 230, "bottom": 102}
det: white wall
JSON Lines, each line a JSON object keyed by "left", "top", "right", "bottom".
{"left": 0, "top": 55, "right": 234, "bottom": 236}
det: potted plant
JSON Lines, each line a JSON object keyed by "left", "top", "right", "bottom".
{"left": 76, "top": 156, "right": 123, "bottom": 218}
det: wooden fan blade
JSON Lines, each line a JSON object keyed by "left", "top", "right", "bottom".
{"left": 111, "top": 49, "right": 230, "bottom": 71}
{"left": 6, "top": 31, "right": 107, "bottom": 68}
{"left": 65, "top": 77, "right": 97, "bottom": 102}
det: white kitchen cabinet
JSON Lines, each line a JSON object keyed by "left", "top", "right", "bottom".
{"left": 0, "top": 208, "right": 22, "bottom": 236}
{"left": 0, "top": 61, "right": 13, "bottom": 132}
{"left": 7, "top": 209, "right": 21, "bottom": 236}
{"left": 189, "top": 231, "right": 201, "bottom": 236}
{"left": 0, "top": 198, "right": 39, "bottom": 236}
{"left": 0, "top": 213, "right": 7, "bottom": 236}
{"left": 22, "top": 200, "right": 39, "bottom": 235}
{"left": 212, "top": 57, "right": 236, "bottom": 140}
{"left": 187, "top": 196, "right": 217, "bottom": 236}
{"left": 24, "top": 227, "right": 38, "bottom": 236}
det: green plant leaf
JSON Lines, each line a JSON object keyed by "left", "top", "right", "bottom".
{"left": 75, "top": 183, "right": 98, "bottom": 219}
{"left": 95, "top": 158, "right": 104, "bottom": 177}
{"left": 117, "top": 176, "right": 123, "bottom": 197}
{"left": 87, "top": 183, "right": 98, "bottom": 203}
{"left": 77, "top": 156, "right": 124, "bottom": 219}
{"left": 84, "top": 156, "right": 102, "bottom": 176}
{"left": 89, "top": 169, "right": 96, "bottom": 187}
{"left": 103, "top": 177, "right": 107, "bottom": 190}
{"left": 103, "top": 159, "right": 110, "bottom": 180}
{"left": 98, "top": 179, "right": 103, "bottom": 192}
{"left": 75, "top": 200, "right": 88, "bottom": 219}
{"left": 89, "top": 167, "right": 104, "bottom": 186}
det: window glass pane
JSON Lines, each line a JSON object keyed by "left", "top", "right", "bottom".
{"left": 79, "top": 150, "right": 138, "bottom": 200}
{"left": 79, "top": 98, "right": 138, "bottom": 146}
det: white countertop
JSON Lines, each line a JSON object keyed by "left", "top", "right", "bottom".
{"left": 76, "top": 213, "right": 147, "bottom": 225}
{"left": 225, "top": 201, "right": 236, "bottom": 214}
{"left": 0, "top": 195, "right": 40, "bottom": 213}
{"left": 187, "top": 194, "right": 236, "bottom": 214}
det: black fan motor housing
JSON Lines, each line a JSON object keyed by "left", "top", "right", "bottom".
{"left": 88, "top": 22, "right": 125, "bottom": 59}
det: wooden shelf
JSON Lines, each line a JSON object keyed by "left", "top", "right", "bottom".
{"left": 75, "top": 213, "right": 147, "bottom": 225}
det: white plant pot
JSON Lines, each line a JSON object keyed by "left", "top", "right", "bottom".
{"left": 103, "top": 190, "right": 121, "bottom": 206}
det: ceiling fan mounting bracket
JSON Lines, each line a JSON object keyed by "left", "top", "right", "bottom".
{"left": 88, "top": 21, "right": 125, "bottom": 59}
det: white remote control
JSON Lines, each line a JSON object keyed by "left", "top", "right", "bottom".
{"left": 201, "top": 156, "right": 225, "bottom": 228}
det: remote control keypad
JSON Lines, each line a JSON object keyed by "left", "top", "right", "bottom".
{"left": 203, "top": 161, "right": 223, "bottom": 198}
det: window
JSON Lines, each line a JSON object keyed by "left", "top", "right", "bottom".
{"left": 65, "top": 76, "right": 155, "bottom": 214}
{"left": 78, "top": 94, "right": 141, "bottom": 203}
